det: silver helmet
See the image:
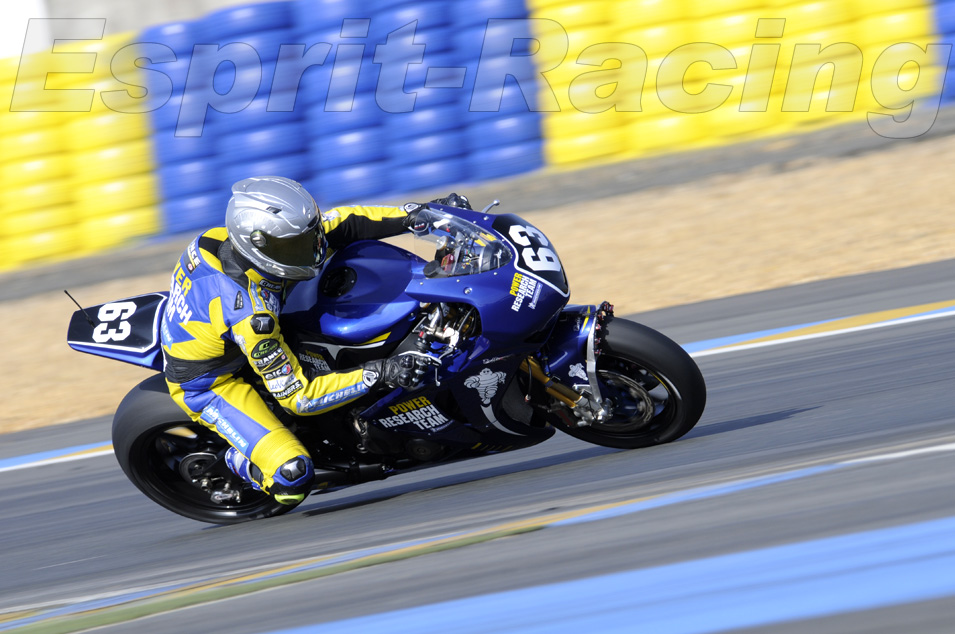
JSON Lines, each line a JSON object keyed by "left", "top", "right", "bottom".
{"left": 225, "top": 176, "right": 327, "bottom": 280}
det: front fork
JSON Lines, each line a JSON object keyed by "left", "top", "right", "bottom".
{"left": 525, "top": 301, "right": 615, "bottom": 426}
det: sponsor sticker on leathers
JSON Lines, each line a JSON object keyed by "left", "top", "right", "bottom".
{"left": 251, "top": 339, "right": 279, "bottom": 359}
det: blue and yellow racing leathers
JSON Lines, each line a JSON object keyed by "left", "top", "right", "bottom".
{"left": 161, "top": 204, "right": 408, "bottom": 496}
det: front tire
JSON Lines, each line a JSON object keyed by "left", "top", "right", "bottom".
{"left": 112, "top": 375, "right": 299, "bottom": 524}
{"left": 557, "top": 318, "right": 706, "bottom": 449}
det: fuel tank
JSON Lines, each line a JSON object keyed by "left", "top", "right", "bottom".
{"left": 282, "top": 241, "right": 421, "bottom": 345}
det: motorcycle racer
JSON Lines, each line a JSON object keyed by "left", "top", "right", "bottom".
{"left": 160, "top": 175, "right": 471, "bottom": 505}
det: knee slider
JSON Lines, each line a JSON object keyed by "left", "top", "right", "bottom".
{"left": 269, "top": 455, "right": 314, "bottom": 502}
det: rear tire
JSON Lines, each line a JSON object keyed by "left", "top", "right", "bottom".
{"left": 112, "top": 375, "right": 298, "bottom": 524}
{"left": 556, "top": 318, "right": 706, "bottom": 449}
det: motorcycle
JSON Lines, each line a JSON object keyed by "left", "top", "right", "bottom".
{"left": 67, "top": 201, "right": 706, "bottom": 524}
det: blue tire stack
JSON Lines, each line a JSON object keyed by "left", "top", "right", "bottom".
{"left": 935, "top": 0, "right": 955, "bottom": 103}
{"left": 141, "top": 0, "right": 549, "bottom": 232}
{"left": 375, "top": 1, "right": 469, "bottom": 195}
{"left": 199, "top": 2, "right": 312, "bottom": 203}
{"left": 294, "top": 0, "right": 391, "bottom": 207}
{"left": 454, "top": 0, "right": 543, "bottom": 183}
{"left": 141, "top": 20, "right": 224, "bottom": 233}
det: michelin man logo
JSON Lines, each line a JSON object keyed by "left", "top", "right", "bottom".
{"left": 465, "top": 368, "right": 507, "bottom": 405}
{"left": 569, "top": 363, "right": 588, "bottom": 381}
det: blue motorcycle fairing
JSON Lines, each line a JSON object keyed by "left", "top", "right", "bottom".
{"left": 490, "top": 213, "right": 570, "bottom": 297}
{"left": 282, "top": 241, "right": 422, "bottom": 345}
{"left": 359, "top": 352, "right": 554, "bottom": 451}
{"left": 405, "top": 268, "right": 565, "bottom": 347}
{"left": 336, "top": 207, "right": 572, "bottom": 445}
{"left": 408, "top": 205, "right": 568, "bottom": 346}
{"left": 542, "top": 305, "right": 599, "bottom": 387}
{"left": 67, "top": 293, "right": 168, "bottom": 371}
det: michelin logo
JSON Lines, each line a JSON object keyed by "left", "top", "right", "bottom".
{"left": 297, "top": 383, "right": 367, "bottom": 413}
{"left": 202, "top": 406, "right": 249, "bottom": 451}
{"left": 569, "top": 363, "right": 588, "bottom": 381}
{"left": 465, "top": 368, "right": 507, "bottom": 405}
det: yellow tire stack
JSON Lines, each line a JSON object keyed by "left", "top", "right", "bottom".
{"left": 530, "top": 0, "right": 943, "bottom": 167}
{"left": 852, "top": 0, "right": 941, "bottom": 117}
{"left": 0, "top": 33, "right": 161, "bottom": 272}
{"left": 531, "top": 0, "right": 629, "bottom": 165}
{"left": 54, "top": 33, "right": 161, "bottom": 257}
{"left": 0, "top": 56, "right": 77, "bottom": 271}
{"left": 620, "top": 0, "right": 712, "bottom": 155}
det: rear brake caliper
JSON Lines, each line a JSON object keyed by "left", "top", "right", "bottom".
{"left": 180, "top": 451, "right": 244, "bottom": 504}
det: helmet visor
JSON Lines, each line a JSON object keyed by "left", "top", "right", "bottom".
{"left": 259, "top": 220, "right": 326, "bottom": 267}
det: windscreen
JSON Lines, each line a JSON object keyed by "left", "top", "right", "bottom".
{"left": 411, "top": 209, "right": 512, "bottom": 277}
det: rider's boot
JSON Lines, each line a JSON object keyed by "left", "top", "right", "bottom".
{"left": 224, "top": 447, "right": 313, "bottom": 506}
{"left": 224, "top": 446, "right": 264, "bottom": 491}
{"left": 268, "top": 456, "right": 314, "bottom": 505}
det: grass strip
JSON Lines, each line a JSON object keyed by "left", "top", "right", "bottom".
{"left": 12, "top": 525, "right": 543, "bottom": 634}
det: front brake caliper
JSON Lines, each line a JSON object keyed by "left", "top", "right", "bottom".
{"left": 593, "top": 301, "right": 614, "bottom": 358}
{"left": 573, "top": 301, "right": 616, "bottom": 426}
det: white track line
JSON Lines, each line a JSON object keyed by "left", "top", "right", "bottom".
{"left": 0, "top": 449, "right": 114, "bottom": 474}
{"left": 844, "top": 442, "right": 955, "bottom": 464}
{"left": 690, "top": 309, "right": 955, "bottom": 358}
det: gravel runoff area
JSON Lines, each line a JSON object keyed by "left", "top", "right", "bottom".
{"left": 3, "top": 110, "right": 954, "bottom": 434}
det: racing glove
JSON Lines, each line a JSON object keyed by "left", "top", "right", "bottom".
{"left": 361, "top": 353, "right": 422, "bottom": 390}
{"left": 431, "top": 193, "right": 471, "bottom": 209}
{"left": 401, "top": 202, "right": 430, "bottom": 234}
{"left": 402, "top": 193, "right": 473, "bottom": 232}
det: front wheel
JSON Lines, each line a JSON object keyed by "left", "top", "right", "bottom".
{"left": 112, "top": 375, "right": 298, "bottom": 524}
{"left": 556, "top": 318, "right": 706, "bottom": 449}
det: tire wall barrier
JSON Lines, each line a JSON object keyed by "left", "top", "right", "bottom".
{"left": 0, "top": 33, "right": 160, "bottom": 272}
{"left": 531, "top": 0, "right": 947, "bottom": 166}
{"left": 0, "top": 0, "right": 950, "bottom": 271}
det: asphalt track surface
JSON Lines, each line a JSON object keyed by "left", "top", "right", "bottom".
{"left": 0, "top": 259, "right": 953, "bottom": 633}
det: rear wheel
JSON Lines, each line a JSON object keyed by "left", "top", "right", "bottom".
{"left": 112, "top": 375, "right": 298, "bottom": 524}
{"left": 556, "top": 318, "right": 706, "bottom": 449}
